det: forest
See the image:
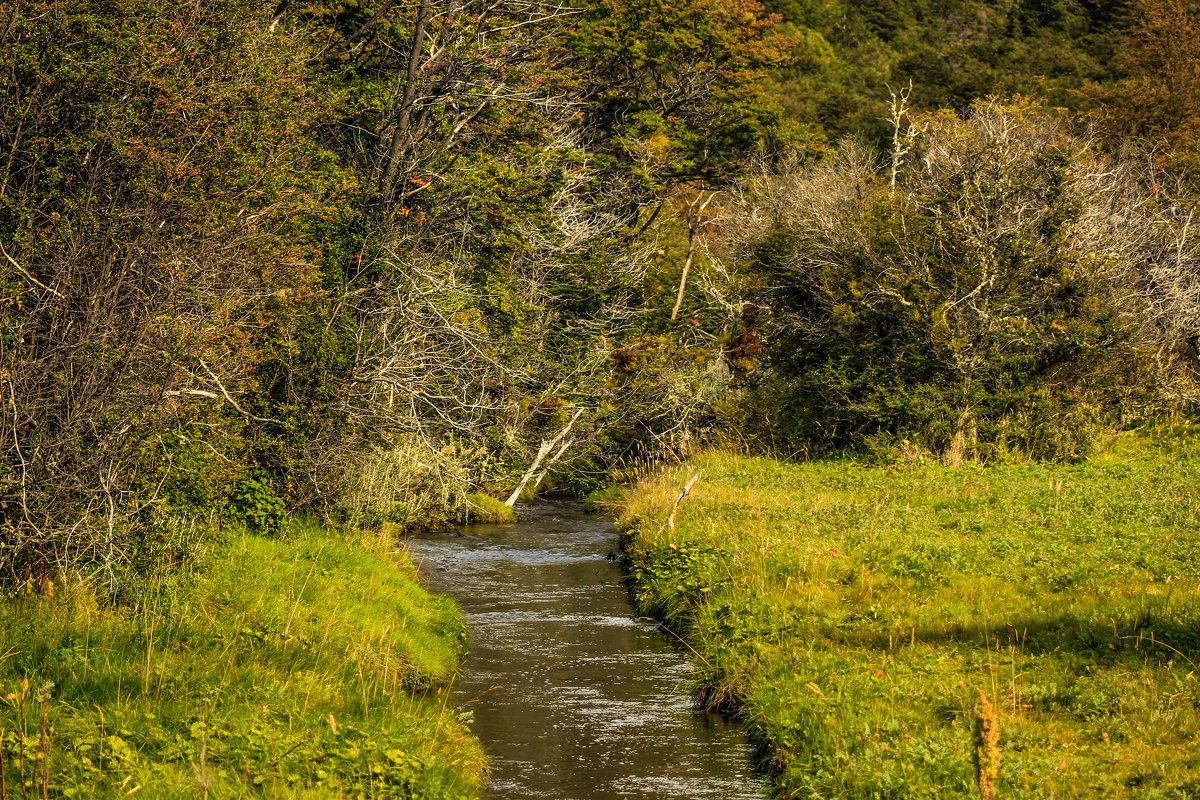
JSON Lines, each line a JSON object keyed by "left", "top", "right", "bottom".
{"left": 1, "top": 0, "right": 1199, "bottom": 795}
{"left": 2, "top": 0, "right": 1198, "bottom": 579}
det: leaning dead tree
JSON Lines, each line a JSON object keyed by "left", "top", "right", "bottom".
{"left": 504, "top": 407, "right": 583, "bottom": 506}
{"left": 670, "top": 191, "right": 719, "bottom": 321}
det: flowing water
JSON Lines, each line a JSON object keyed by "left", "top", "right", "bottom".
{"left": 406, "top": 501, "right": 768, "bottom": 800}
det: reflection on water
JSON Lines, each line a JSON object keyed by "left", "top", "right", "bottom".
{"left": 406, "top": 501, "right": 768, "bottom": 800}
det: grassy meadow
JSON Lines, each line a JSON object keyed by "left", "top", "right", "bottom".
{"left": 0, "top": 520, "right": 485, "bottom": 799}
{"left": 619, "top": 432, "right": 1200, "bottom": 798}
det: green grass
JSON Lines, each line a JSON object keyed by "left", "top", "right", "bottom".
{"left": 464, "top": 493, "right": 515, "bottom": 525}
{"left": 0, "top": 520, "right": 485, "bottom": 799}
{"left": 620, "top": 431, "right": 1200, "bottom": 798}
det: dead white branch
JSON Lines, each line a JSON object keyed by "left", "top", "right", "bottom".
{"left": 666, "top": 472, "right": 701, "bottom": 531}
{"left": 671, "top": 191, "right": 718, "bottom": 321}
{"left": 504, "top": 407, "right": 583, "bottom": 506}
{"left": 197, "top": 360, "right": 281, "bottom": 424}
{"left": 0, "top": 242, "right": 64, "bottom": 299}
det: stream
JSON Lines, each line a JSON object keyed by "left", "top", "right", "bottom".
{"left": 405, "top": 500, "right": 768, "bottom": 799}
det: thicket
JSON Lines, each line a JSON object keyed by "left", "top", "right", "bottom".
{"left": 726, "top": 98, "right": 1200, "bottom": 460}
{"left": 0, "top": 0, "right": 786, "bottom": 584}
{"left": 4, "top": 0, "right": 1200, "bottom": 585}
{"left": 0, "top": 0, "right": 343, "bottom": 584}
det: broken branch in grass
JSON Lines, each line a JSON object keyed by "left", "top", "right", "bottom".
{"left": 666, "top": 473, "right": 701, "bottom": 531}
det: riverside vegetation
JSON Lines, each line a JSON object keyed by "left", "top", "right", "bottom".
{"left": 4, "top": 0, "right": 1200, "bottom": 796}
{"left": 0, "top": 519, "right": 484, "bottom": 798}
{"left": 619, "top": 433, "right": 1200, "bottom": 798}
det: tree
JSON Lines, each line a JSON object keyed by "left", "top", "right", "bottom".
{"left": 565, "top": 0, "right": 794, "bottom": 209}
{"left": 0, "top": 0, "right": 338, "bottom": 582}
{"left": 1098, "top": 0, "right": 1200, "bottom": 146}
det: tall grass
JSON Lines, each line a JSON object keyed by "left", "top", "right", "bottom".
{"left": 0, "top": 519, "right": 484, "bottom": 799}
{"left": 339, "top": 440, "right": 517, "bottom": 530}
{"left": 620, "top": 430, "right": 1200, "bottom": 798}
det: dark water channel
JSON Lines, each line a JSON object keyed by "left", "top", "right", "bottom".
{"left": 405, "top": 501, "right": 768, "bottom": 800}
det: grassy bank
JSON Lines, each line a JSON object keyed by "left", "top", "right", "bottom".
{"left": 620, "top": 434, "right": 1200, "bottom": 798}
{"left": 0, "top": 520, "right": 485, "bottom": 799}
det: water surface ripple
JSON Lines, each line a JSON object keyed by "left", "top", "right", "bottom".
{"left": 406, "top": 501, "right": 768, "bottom": 800}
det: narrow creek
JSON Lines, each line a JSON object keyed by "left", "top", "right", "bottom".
{"left": 406, "top": 500, "right": 768, "bottom": 799}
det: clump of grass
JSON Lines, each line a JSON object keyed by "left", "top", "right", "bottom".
{"left": 339, "top": 441, "right": 471, "bottom": 531}
{"left": 464, "top": 493, "right": 515, "bottom": 525}
{"left": 620, "top": 431, "right": 1200, "bottom": 798}
{"left": 0, "top": 519, "right": 484, "bottom": 799}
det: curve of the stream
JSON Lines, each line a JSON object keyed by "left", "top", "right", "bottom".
{"left": 405, "top": 500, "right": 768, "bottom": 800}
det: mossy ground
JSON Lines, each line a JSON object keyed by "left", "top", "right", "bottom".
{"left": 464, "top": 493, "right": 515, "bottom": 525}
{"left": 620, "top": 430, "right": 1200, "bottom": 798}
{"left": 0, "top": 520, "right": 485, "bottom": 799}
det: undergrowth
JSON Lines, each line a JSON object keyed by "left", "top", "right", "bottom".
{"left": 620, "top": 428, "right": 1200, "bottom": 798}
{"left": 464, "top": 493, "right": 515, "bottom": 525}
{"left": 0, "top": 519, "right": 485, "bottom": 799}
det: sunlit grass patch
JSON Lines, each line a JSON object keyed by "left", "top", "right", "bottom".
{"left": 620, "top": 433, "right": 1200, "bottom": 798}
{"left": 0, "top": 522, "right": 484, "bottom": 799}
{"left": 465, "top": 493, "right": 515, "bottom": 525}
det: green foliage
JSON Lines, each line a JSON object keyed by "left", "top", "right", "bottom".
{"left": 629, "top": 538, "right": 728, "bottom": 621}
{"left": 233, "top": 477, "right": 287, "bottom": 536}
{"left": 135, "top": 411, "right": 249, "bottom": 519}
{"left": 0, "top": 0, "right": 808, "bottom": 584}
{"left": 735, "top": 100, "right": 1188, "bottom": 460}
{"left": 0, "top": 520, "right": 484, "bottom": 798}
{"left": 567, "top": 0, "right": 793, "bottom": 192}
{"left": 760, "top": 0, "right": 1126, "bottom": 141}
{"left": 621, "top": 443, "right": 1200, "bottom": 797}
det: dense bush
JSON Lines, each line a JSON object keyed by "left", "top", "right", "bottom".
{"left": 0, "top": 0, "right": 340, "bottom": 582}
{"left": 729, "top": 99, "right": 1200, "bottom": 460}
